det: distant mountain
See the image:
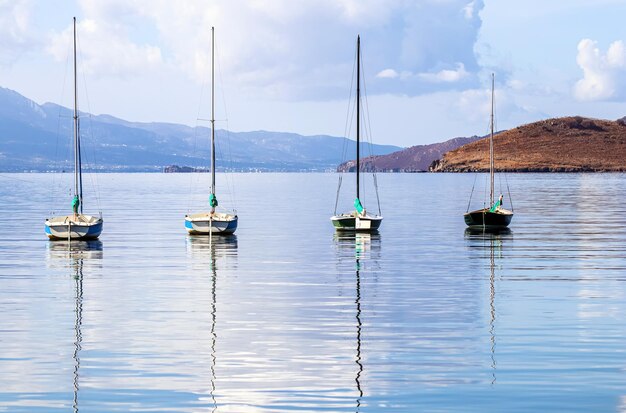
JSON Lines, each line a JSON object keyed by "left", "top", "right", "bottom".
{"left": 337, "top": 136, "right": 482, "bottom": 172}
{"left": 0, "top": 87, "right": 402, "bottom": 172}
{"left": 430, "top": 116, "right": 626, "bottom": 172}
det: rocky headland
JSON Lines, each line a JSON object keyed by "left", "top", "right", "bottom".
{"left": 430, "top": 116, "right": 626, "bottom": 172}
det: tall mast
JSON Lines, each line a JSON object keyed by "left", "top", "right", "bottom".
{"left": 73, "top": 17, "right": 83, "bottom": 213}
{"left": 356, "top": 35, "right": 360, "bottom": 201}
{"left": 489, "top": 73, "right": 494, "bottom": 207}
{"left": 210, "top": 26, "right": 216, "bottom": 208}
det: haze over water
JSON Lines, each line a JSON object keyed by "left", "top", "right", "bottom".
{"left": 1, "top": 172, "right": 626, "bottom": 412}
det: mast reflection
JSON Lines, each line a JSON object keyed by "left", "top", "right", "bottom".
{"left": 187, "top": 234, "right": 238, "bottom": 412}
{"left": 73, "top": 255, "right": 83, "bottom": 413}
{"left": 464, "top": 228, "right": 510, "bottom": 385}
{"left": 47, "top": 240, "right": 103, "bottom": 412}
{"left": 334, "top": 231, "right": 381, "bottom": 411}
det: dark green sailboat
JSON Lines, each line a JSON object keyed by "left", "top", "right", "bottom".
{"left": 464, "top": 74, "right": 513, "bottom": 230}
{"left": 331, "top": 35, "right": 383, "bottom": 232}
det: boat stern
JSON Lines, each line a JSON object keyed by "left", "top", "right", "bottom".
{"left": 331, "top": 213, "right": 382, "bottom": 232}
{"left": 185, "top": 212, "right": 238, "bottom": 235}
{"left": 45, "top": 215, "right": 103, "bottom": 240}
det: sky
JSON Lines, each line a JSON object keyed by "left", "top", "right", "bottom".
{"left": 1, "top": 0, "right": 626, "bottom": 148}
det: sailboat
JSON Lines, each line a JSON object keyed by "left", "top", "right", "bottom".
{"left": 464, "top": 74, "right": 513, "bottom": 230}
{"left": 185, "top": 27, "right": 238, "bottom": 235}
{"left": 45, "top": 17, "right": 103, "bottom": 240}
{"left": 331, "top": 35, "right": 383, "bottom": 232}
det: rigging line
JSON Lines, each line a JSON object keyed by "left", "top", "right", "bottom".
{"left": 345, "top": 90, "right": 357, "bottom": 165}
{"left": 216, "top": 40, "right": 237, "bottom": 211}
{"left": 334, "top": 175, "right": 343, "bottom": 215}
{"left": 214, "top": 130, "right": 235, "bottom": 210}
{"left": 359, "top": 49, "right": 382, "bottom": 210}
{"left": 340, "top": 44, "right": 358, "bottom": 168}
{"left": 373, "top": 173, "right": 382, "bottom": 215}
{"left": 466, "top": 173, "right": 478, "bottom": 212}
{"left": 493, "top": 80, "right": 498, "bottom": 136}
{"left": 484, "top": 172, "right": 489, "bottom": 208}
{"left": 52, "top": 46, "right": 72, "bottom": 213}
{"left": 504, "top": 172, "right": 514, "bottom": 212}
{"left": 76, "top": 32, "right": 102, "bottom": 214}
{"left": 337, "top": 81, "right": 357, "bottom": 210}
{"left": 360, "top": 50, "right": 375, "bottom": 158}
{"left": 188, "top": 36, "right": 210, "bottom": 213}
{"left": 223, "top": 122, "right": 237, "bottom": 211}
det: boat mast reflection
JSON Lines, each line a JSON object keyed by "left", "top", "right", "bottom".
{"left": 187, "top": 234, "right": 238, "bottom": 412}
{"left": 489, "top": 236, "right": 496, "bottom": 385}
{"left": 73, "top": 255, "right": 83, "bottom": 413}
{"left": 355, "top": 254, "right": 363, "bottom": 408}
{"left": 47, "top": 240, "right": 103, "bottom": 413}
{"left": 464, "top": 228, "right": 509, "bottom": 385}
{"left": 334, "top": 231, "right": 381, "bottom": 411}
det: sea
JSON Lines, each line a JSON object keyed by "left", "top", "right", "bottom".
{"left": 1, "top": 172, "right": 626, "bottom": 412}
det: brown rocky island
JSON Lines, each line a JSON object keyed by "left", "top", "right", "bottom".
{"left": 430, "top": 116, "right": 626, "bottom": 172}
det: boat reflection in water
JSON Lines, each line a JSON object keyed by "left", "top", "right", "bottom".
{"left": 186, "top": 234, "right": 238, "bottom": 256}
{"left": 464, "top": 227, "right": 511, "bottom": 385}
{"left": 334, "top": 231, "right": 381, "bottom": 410}
{"left": 186, "top": 234, "right": 238, "bottom": 411}
{"left": 47, "top": 240, "right": 103, "bottom": 412}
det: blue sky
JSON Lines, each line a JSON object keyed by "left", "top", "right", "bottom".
{"left": 1, "top": 0, "right": 625, "bottom": 147}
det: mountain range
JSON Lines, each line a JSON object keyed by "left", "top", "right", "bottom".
{"left": 0, "top": 87, "right": 402, "bottom": 172}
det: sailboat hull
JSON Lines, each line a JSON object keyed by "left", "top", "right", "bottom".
{"left": 45, "top": 215, "right": 103, "bottom": 240}
{"left": 185, "top": 213, "right": 238, "bottom": 235}
{"left": 331, "top": 214, "right": 383, "bottom": 232}
{"left": 464, "top": 208, "right": 513, "bottom": 229}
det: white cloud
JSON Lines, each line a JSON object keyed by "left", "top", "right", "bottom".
{"left": 418, "top": 63, "right": 469, "bottom": 83}
{"left": 574, "top": 39, "right": 626, "bottom": 101}
{"left": 42, "top": 0, "right": 485, "bottom": 98}
{"left": 0, "top": 0, "right": 34, "bottom": 65}
{"left": 47, "top": 17, "right": 162, "bottom": 78}
{"left": 463, "top": 0, "right": 477, "bottom": 19}
{"left": 607, "top": 40, "right": 626, "bottom": 66}
{"left": 377, "top": 69, "right": 399, "bottom": 79}
{"left": 506, "top": 78, "right": 525, "bottom": 91}
{"left": 456, "top": 85, "right": 518, "bottom": 125}
{"left": 457, "top": 88, "right": 492, "bottom": 122}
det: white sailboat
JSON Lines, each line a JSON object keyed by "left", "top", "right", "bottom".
{"left": 331, "top": 35, "right": 383, "bottom": 232}
{"left": 185, "top": 27, "right": 238, "bottom": 235}
{"left": 45, "top": 17, "right": 103, "bottom": 241}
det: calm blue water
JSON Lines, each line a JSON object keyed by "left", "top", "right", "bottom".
{"left": 1, "top": 172, "right": 626, "bottom": 412}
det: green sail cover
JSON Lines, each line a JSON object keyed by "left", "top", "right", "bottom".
{"left": 72, "top": 195, "right": 80, "bottom": 214}
{"left": 489, "top": 198, "right": 501, "bottom": 213}
{"left": 354, "top": 197, "right": 364, "bottom": 214}
{"left": 209, "top": 193, "right": 218, "bottom": 208}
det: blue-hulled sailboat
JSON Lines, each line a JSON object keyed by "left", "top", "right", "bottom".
{"left": 185, "top": 27, "right": 238, "bottom": 235}
{"left": 45, "top": 17, "right": 102, "bottom": 240}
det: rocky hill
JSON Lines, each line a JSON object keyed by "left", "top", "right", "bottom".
{"left": 430, "top": 116, "right": 626, "bottom": 172}
{"left": 337, "top": 136, "right": 481, "bottom": 172}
